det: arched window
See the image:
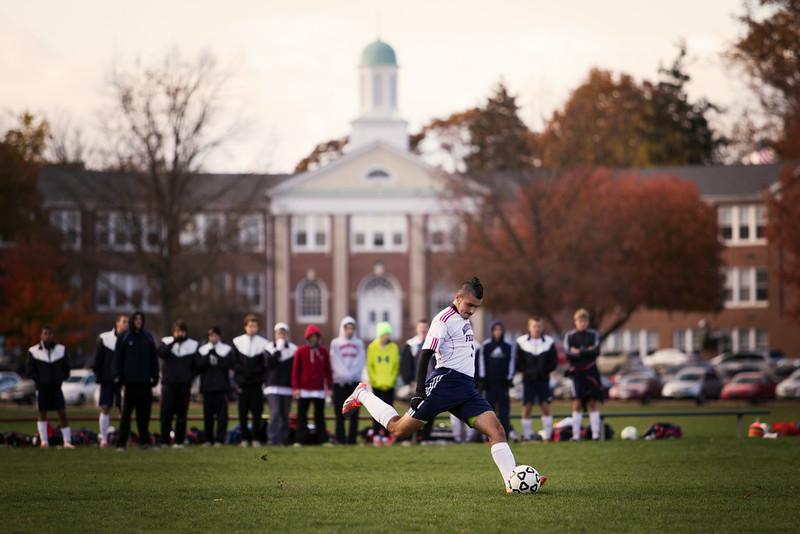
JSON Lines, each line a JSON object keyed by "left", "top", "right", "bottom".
{"left": 296, "top": 278, "right": 327, "bottom": 323}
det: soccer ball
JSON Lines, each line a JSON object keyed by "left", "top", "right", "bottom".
{"left": 507, "top": 465, "right": 541, "bottom": 494}
{"left": 621, "top": 426, "right": 639, "bottom": 440}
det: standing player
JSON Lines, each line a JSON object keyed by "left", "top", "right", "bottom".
{"left": 342, "top": 277, "right": 545, "bottom": 492}
{"left": 27, "top": 326, "right": 74, "bottom": 448}
{"left": 92, "top": 314, "right": 128, "bottom": 448}
{"left": 563, "top": 308, "right": 602, "bottom": 441}
{"left": 515, "top": 317, "right": 558, "bottom": 441}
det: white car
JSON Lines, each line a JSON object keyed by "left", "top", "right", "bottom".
{"left": 661, "top": 366, "right": 723, "bottom": 403}
{"left": 62, "top": 369, "right": 99, "bottom": 405}
{"left": 711, "top": 350, "right": 785, "bottom": 380}
{"left": 642, "top": 348, "right": 693, "bottom": 372}
{"left": 776, "top": 368, "right": 800, "bottom": 400}
{"left": 0, "top": 371, "right": 23, "bottom": 394}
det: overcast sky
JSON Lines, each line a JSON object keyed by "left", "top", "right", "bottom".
{"left": 0, "top": 0, "right": 752, "bottom": 174}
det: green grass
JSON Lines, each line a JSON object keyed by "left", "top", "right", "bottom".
{"left": 1, "top": 401, "right": 799, "bottom": 533}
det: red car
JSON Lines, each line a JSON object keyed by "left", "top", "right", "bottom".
{"left": 608, "top": 372, "right": 662, "bottom": 404}
{"left": 720, "top": 371, "right": 776, "bottom": 402}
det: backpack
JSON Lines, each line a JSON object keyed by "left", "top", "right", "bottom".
{"left": 643, "top": 423, "right": 682, "bottom": 440}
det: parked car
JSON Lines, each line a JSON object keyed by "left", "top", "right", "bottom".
{"left": 711, "top": 350, "right": 785, "bottom": 380}
{"left": 608, "top": 371, "right": 662, "bottom": 404}
{"left": 776, "top": 368, "right": 800, "bottom": 400}
{"left": 0, "top": 378, "right": 36, "bottom": 404}
{"left": 552, "top": 374, "right": 612, "bottom": 400}
{"left": 661, "top": 366, "right": 723, "bottom": 404}
{"left": 62, "top": 369, "right": 99, "bottom": 405}
{"left": 0, "top": 371, "right": 23, "bottom": 394}
{"left": 720, "top": 371, "right": 776, "bottom": 402}
{"left": 642, "top": 348, "right": 694, "bottom": 373}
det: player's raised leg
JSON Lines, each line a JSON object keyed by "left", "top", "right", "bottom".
{"left": 342, "top": 382, "right": 424, "bottom": 439}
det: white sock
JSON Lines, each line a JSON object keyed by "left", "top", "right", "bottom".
{"left": 521, "top": 418, "right": 532, "bottom": 440}
{"left": 37, "top": 421, "right": 49, "bottom": 445}
{"left": 100, "top": 413, "right": 110, "bottom": 444}
{"left": 589, "top": 411, "right": 601, "bottom": 440}
{"left": 490, "top": 442, "right": 517, "bottom": 486}
{"left": 572, "top": 411, "right": 583, "bottom": 439}
{"left": 360, "top": 390, "right": 399, "bottom": 429}
{"left": 542, "top": 415, "right": 553, "bottom": 441}
{"left": 62, "top": 426, "right": 72, "bottom": 445}
{"left": 450, "top": 415, "right": 462, "bottom": 442}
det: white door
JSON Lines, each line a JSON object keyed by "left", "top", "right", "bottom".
{"left": 357, "top": 275, "right": 402, "bottom": 342}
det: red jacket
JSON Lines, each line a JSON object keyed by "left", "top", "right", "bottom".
{"left": 292, "top": 325, "right": 332, "bottom": 392}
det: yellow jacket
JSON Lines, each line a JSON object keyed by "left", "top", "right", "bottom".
{"left": 367, "top": 339, "right": 400, "bottom": 390}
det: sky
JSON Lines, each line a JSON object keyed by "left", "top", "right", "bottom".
{"left": 0, "top": 0, "right": 752, "bottom": 174}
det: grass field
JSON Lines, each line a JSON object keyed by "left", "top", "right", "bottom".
{"left": 1, "top": 400, "right": 799, "bottom": 533}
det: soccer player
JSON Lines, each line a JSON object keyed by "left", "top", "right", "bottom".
{"left": 515, "top": 316, "right": 558, "bottom": 441}
{"left": 343, "top": 277, "right": 546, "bottom": 492}
{"left": 92, "top": 314, "right": 128, "bottom": 448}
{"left": 330, "top": 316, "right": 366, "bottom": 445}
{"left": 26, "top": 326, "right": 74, "bottom": 448}
{"left": 232, "top": 315, "right": 269, "bottom": 448}
{"left": 563, "top": 308, "right": 603, "bottom": 441}
{"left": 196, "top": 326, "right": 232, "bottom": 446}
{"left": 158, "top": 320, "right": 199, "bottom": 447}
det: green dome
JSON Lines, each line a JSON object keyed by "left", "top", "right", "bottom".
{"left": 360, "top": 39, "right": 397, "bottom": 66}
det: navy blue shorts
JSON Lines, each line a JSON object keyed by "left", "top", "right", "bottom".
{"left": 523, "top": 380, "right": 552, "bottom": 405}
{"left": 406, "top": 368, "right": 493, "bottom": 426}
{"left": 98, "top": 383, "right": 121, "bottom": 408}
{"left": 36, "top": 389, "right": 66, "bottom": 412}
{"left": 571, "top": 368, "right": 605, "bottom": 402}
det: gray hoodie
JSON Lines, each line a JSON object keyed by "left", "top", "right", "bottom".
{"left": 329, "top": 316, "right": 366, "bottom": 384}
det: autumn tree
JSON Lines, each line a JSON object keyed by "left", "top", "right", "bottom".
{"left": 62, "top": 49, "right": 269, "bottom": 334}
{"left": 541, "top": 46, "right": 725, "bottom": 168}
{"left": 0, "top": 115, "right": 95, "bottom": 363}
{"left": 449, "top": 167, "right": 723, "bottom": 337}
{"left": 294, "top": 136, "right": 349, "bottom": 173}
{"left": 727, "top": 0, "right": 800, "bottom": 159}
{"left": 766, "top": 166, "right": 800, "bottom": 323}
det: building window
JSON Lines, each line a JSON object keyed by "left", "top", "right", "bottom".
{"left": 672, "top": 329, "right": 695, "bottom": 354}
{"left": 212, "top": 273, "right": 231, "bottom": 299}
{"left": 96, "top": 272, "right": 158, "bottom": 312}
{"left": 296, "top": 278, "right": 327, "bottom": 323}
{"left": 180, "top": 213, "right": 225, "bottom": 249}
{"left": 238, "top": 214, "right": 263, "bottom": 251}
{"left": 236, "top": 273, "right": 262, "bottom": 309}
{"left": 292, "top": 215, "right": 329, "bottom": 252}
{"left": 723, "top": 267, "right": 768, "bottom": 307}
{"left": 97, "top": 212, "right": 160, "bottom": 251}
{"left": 366, "top": 168, "right": 390, "bottom": 180}
{"left": 49, "top": 209, "right": 81, "bottom": 249}
{"left": 718, "top": 204, "right": 767, "bottom": 245}
{"left": 728, "top": 328, "right": 769, "bottom": 352}
{"left": 351, "top": 215, "right": 407, "bottom": 252}
{"left": 427, "top": 215, "right": 464, "bottom": 252}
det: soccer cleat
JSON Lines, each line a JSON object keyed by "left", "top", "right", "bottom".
{"left": 342, "top": 382, "right": 369, "bottom": 418}
{"left": 539, "top": 476, "right": 547, "bottom": 487}
{"left": 62, "top": 442, "right": 76, "bottom": 449}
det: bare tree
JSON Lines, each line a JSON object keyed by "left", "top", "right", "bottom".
{"left": 51, "top": 48, "right": 273, "bottom": 335}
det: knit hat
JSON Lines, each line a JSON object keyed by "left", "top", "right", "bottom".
{"left": 376, "top": 321, "right": 393, "bottom": 338}
{"left": 274, "top": 322, "right": 289, "bottom": 333}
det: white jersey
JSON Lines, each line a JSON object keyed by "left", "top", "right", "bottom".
{"left": 423, "top": 305, "right": 477, "bottom": 377}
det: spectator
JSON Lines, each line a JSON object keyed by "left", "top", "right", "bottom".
{"left": 113, "top": 311, "right": 159, "bottom": 451}
{"left": 514, "top": 316, "right": 558, "bottom": 441}
{"left": 92, "top": 314, "right": 128, "bottom": 448}
{"left": 264, "top": 322, "right": 297, "bottom": 446}
{"left": 564, "top": 308, "right": 603, "bottom": 441}
{"left": 476, "top": 320, "right": 514, "bottom": 439}
{"left": 158, "top": 319, "right": 198, "bottom": 448}
{"left": 196, "top": 326, "right": 232, "bottom": 446}
{"left": 292, "top": 324, "right": 332, "bottom": 445}
{"left": 366, "top": 321, "right": 400, "bottom": 444}
{"left": 232, "top": 315, "right": 269, "bottom": 448}
{"left": 26, "top": 326, "right": 74, "bottom": 448}
{"left": 330, "top": 316, "right": 366, "bottom": 445}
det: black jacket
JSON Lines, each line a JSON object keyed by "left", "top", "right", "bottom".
{"left": 564, "top": 328, "right": 600, "bottom": 370}
{"left": 92, "top": 328, "right": 120, "bottom": 384}
{"left": 515, "top": 334, "right": 558, "bottom": 382}
{"left": 158, "top": 336, "right": 199, "bottom": 385}
{"left": 113, "top": 311, "right": 159, "bottom": 386}
{"left": 26, "top": 342, "right": 71, "bottom": 391}
{"left": 231, "top": 333, "right": 268, "bottom": 387}
{"left": 196, "top": 341, "right": 232, "bottom": 393}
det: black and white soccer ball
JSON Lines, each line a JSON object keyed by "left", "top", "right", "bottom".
{"left": 507, "top": 464, "right": 542, "bottom": 494}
